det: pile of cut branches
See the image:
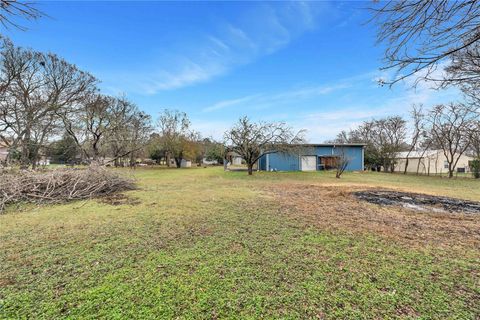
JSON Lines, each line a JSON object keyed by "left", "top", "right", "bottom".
{"left": 0, "top": 166, "right": 136, "bottom": 213}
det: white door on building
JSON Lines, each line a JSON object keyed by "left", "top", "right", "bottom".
{"left": 300, "top": 156, "right": 317, "bottom": 171}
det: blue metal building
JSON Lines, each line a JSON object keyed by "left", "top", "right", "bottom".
{"left": 258, "top": 144, "right": 365, "bottom": 172}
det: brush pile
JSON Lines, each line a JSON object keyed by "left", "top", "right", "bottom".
{"left": 0, "top": 166, "right": 136, "bottom": 213}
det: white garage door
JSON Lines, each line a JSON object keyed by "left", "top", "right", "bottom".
{"left": 300, "top": 156, "right": 317, "bottom": 171}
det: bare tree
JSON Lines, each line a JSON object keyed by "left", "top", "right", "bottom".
{"left": 414, "top": 131, "right": 434, "bottom": 176}
{"left": 104, "top": 100, "right": 151, "bottom": 167}
{"left": 334, "top": 147, "right": 350, "bottom": 179}
{"left": 347, "top": 121, "right": 381, "bottom": 171}
{"left": 333, "top": 116, "right": 406, "bottom": 172}
{"left": 224, "top": 116, "right": 305, "bottom": 175}
{"left": 374, "top": 116, "right": 407, "bottom": 172}
{"left": 0, "top": 39, "right": 96, "bottom": 168}
{"left": 403, "top": 105, "right": 425, "bottom": 174}
{"left": 370, "top": 1, "right": 480, "bottom": 87}
{"left": 57, "top": 95, "right": 145, "bottom": 164}
{"left": 446, "top": 44, "right": 480, "bottom": 90}
{"left": 125, "top": 110, "right": 152, "bottom": 167}
{"left": 0, "top": 0, "right": 42, "bottom": 31}
{"left": 427, "top": 103, "right": 476, "bottom": 178}
{"left": 331, "top": 130, "right": 350, "bottom": 144}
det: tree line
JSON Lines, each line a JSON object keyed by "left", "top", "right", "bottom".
{"left": 0, "top": 38, "right": 231, "bottom": 169}
{"left": 0, "top": 38, "right": 152, "bottom": 168}
{"left": 2, "top": 33, "right": 478, "bottom": 179}
{"left": 365, "top": 1, "right": 480, "bottom": 178}
{"left": 0, "top": 36, "right": 296, "bottom": 172}
{"left": 147, "top": 111, "right": 303, "bottom": 175}
{"left": 2, "top": 0, "right": 480, "bottom": 177}
{"left": 332, "top": 102, "right": 479, "bottom": 178}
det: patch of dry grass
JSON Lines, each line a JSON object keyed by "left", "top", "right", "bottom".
{"left": 268, "top": 184, "right": 480, "bottom": 250}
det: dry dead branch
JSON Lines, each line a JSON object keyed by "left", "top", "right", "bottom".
{"left": 0, "top": 166, "right": 135, "bottom": 213}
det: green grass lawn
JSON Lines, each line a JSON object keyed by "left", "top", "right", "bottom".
{"left": 1, "top": 168, "right": 479, "bottom": 319}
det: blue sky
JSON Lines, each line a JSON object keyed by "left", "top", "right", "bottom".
{"left": 5, "top": 1, "right": 460, "bottom": 141}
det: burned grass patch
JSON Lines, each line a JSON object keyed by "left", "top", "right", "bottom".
{"left": 354, "top": 190, "right": 480, "bottom": 214}
{"left": 268, "top": 184, "right": 480, "bottom": 249}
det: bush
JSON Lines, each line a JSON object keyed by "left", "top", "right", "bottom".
{"left": 471, "top": 159, "right": 480, "bottom": 179}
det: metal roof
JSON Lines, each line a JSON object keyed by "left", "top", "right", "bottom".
{"left": 396, "top": 150, "right": 441, "bottom": 159}
{"left": 292, "top": 143, "right": 366, "bottom": 147}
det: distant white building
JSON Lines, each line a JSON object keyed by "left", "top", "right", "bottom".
{"left": 226, "top": 151, "right": 243, "bottom": 166}
{"left": 202, "top": 158, "right": 218, "bottom": 165}
{"left": 180, "top": 159, "right": 192, "bottom": 168}
{"left": 395, "top": 150, "right": 473, "bottom": 175}
{"left": 168, "top": 158, "right": 192, "bottom": 168}
{"left": 37, "top": 158, "right": 51, "bottom": 166}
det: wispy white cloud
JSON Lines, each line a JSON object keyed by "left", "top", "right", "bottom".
{"left": 117, "top": 2, "right": 328, "bottom": 94}
{"left": 202, "top": 82, "right": 350, "bottom": 113}
{"left": 142, "top": 59, "right": 226, "bottom": 93}
{"left": 203, "top": 94, "right": 260, "bottom": 112}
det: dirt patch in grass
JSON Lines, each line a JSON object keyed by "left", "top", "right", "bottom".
{"left": 268, "top": 184, "right": 480, "bottom": 249}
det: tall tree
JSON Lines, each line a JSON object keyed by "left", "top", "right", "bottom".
{"left": 427, "top": 103, "right": 476, "bottom": 178}
{"left": 403, "top": 105, "right": 425, "bottom": 174}
{"left": 349, "top": 120, "right": 381, "bottom": 171}
{"left": 374, "top": 116, "right": 407, "bottom": 172}
{"left": 105, "top": 100, "right": 151, "bottom": 167}
{"left": 58, "top": 95, "right": 148, "bottom": 165}
{"left": 156, "top": 110, "right": 198, "bottom": 168}
{"left": 224, "top": 116, "right": 304, "bottom": 175}
{"left": 124, "top": 110, "right": 152, "bottom": 167}
{"left": 370, "top": 1, "right": 480, "bottom": 87}
{"left": 0, "top": 39, "right": 96, "bottom": 168}
{"left": 334, "top": 116, "right": 407, "bottom": 172}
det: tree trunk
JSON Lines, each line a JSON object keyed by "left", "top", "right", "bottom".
{"left": 130, "top": 152, "right": 135, "bottom": 168}
{"left": 175, "top": 157, "right": 181, "bottom": 168}
{"left": 448, "top": 163, "right": 454, "bottom": 178}
{"left": 383, "top": 161, "right": 389, "bottom": 172}
{"left": 403, "top": 158, "right": 409, "bottom": 174}
{"left": 20, "top": 139, "right": 30, "bottom": 169}
{"left": 247, "top": 164, "right": 253, "bottom": 175}
{"left": 166, "top": 154, "right": 171, "bottom": 167}
{"left": 31, "top": 156, "right": 37, "bottom": 170}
